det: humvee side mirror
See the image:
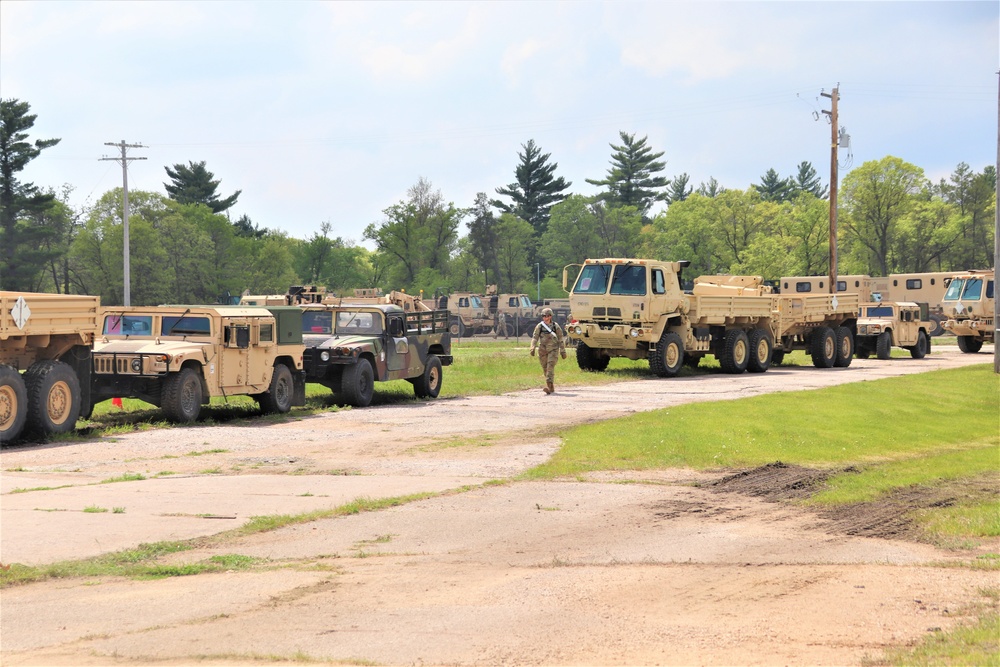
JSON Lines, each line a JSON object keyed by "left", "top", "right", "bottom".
{"left": 236, "top": 326, "right": 250, "bottom": 349}
{"left": 389, "top": 318, "right": 404, "bottom": 337}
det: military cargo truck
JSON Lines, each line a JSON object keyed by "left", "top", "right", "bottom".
{"left": 563, "top": 258, "right": 858, "bottom": 377}
{"left": 91, "top": 305, "right": 306, "bottom": 422}
{"left": 426, "top": 291, "right": 491, "bottom": 337}
{"left": 941, "top": 269, "right": 995, "bottom": 353}
{"left": 300, "top": 303, "right": 452, "bottom": 407}
{"left": 855, "top": 301, "right": 932, "bottom": 360}
{"left": 485, "top": 289, "right": 538, "bottom": 337}
{"left": 1, "top": 292, "right": 100, "bottom": 442}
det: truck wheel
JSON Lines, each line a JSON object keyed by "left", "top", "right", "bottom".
{"left": 649, "top": 331, "right": 683, "bottom": 378}
{"left": 876, "top": 332, "right": 893, "bottom": 360}
{"left": 341, "top": 360, "right": 374, "bottom": 407}
{"left": 957, "top": 336, "right": 983, "bottom": 354}
{"left": 928, "top": 315, "right": 944, "bottom": 337}
{"left": 24, "top": 360, "right": 81, "bottom": 436}
{"left": 747, "top": 329, "right": 772, "bottom": 374}
{"left": 0, "top": 365, "right": 28, "bottom": 443}
{"left": 834, "top": 326, "right": 854, "bottom": 368}
{"left": 258, "top": 363, "right": 294, "bottom": 413}
{"left": 161, "top": 367, "right": 204, "bottom": 423}
{"left": 720, "top": 329, "right": 749, "bottom": 374}
{"left": 809, "top": 326, "right": 836, "bottom": 368}
{"left": 576, "top": 343, "right": 609, "bottom": 372}
{"left": 413, "top": 355, "right": 443, "bottom": 398}
{"left": 909, "top": 331, "right": 929, "bottom": 359}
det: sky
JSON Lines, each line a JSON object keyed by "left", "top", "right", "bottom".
{"left": 1, "top": 1, "right": 997, "bottom": 247}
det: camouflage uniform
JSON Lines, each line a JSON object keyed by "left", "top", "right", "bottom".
{"left": 530, "top": 309, "right": 566, "bottom": 394}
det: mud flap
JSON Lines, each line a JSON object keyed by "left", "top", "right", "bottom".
{"left": 292, "top": 370, "right": 307, "bottom": 406}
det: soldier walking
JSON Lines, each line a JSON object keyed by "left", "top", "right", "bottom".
{"left": 529, "top": 307, "right": 566, "bottom": 394}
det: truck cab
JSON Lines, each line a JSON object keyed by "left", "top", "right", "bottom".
{"left": 941, "top": 270, "right": 995, "bottom": 353}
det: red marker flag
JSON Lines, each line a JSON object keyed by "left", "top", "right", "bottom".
{"left": 112, "top": 397, "right": 123, "bottom": 409}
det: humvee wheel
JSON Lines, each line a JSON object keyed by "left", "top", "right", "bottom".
{"left": 957, "top": 336, "right": 983, "bottom": 354}
{"left": 834, "top": 326, "right": 854, "bottom": 368}
{"left": 649, "top": 331, "right": 683, "bottom": 378}
{"left": 259, "top": 363, "right": 294, "bottom": 413}
{"left": 25, "top": 360, "right": 81, "bottom": 436}
{"left": 0, "top": 365, "right": 28, "bottom": 443}
{"left": 909, "top": 331, "right": 929, "bottom": 359}
{"left": 876, "top": 332, "right": 893, "bottom": 360}
{"left": 162, "top": 367, "right": 204, "bottom": 423}
{"left": 576, "top": 343, "right": 610, "bottom": 372}
{"left": 413, "top": 355, "right": 443, "bottom": 398}
{"left": 809, "top": 326, "right": 836, "bottom": 368}
{"left": 747, "top": 329, "right": 772, "bottom": 373}
{"left": 720, "top": 329, "right": 749, "bottom": 374}
{"left": 341, "top": 360, "right": 375, "bottom": 407}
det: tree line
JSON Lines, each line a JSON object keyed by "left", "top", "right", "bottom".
{"left": 1, "top": 99, "right": 995, "bottom": 305}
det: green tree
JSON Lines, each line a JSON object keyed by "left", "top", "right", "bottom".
{"left": 0, "top": 98, "right": 61, "bottom": 290}
{"left": 593, "top": 203, "right": 643, "bottom": 258}
{"left": 791, "top": 161, "right": 828, "bottom": 199}
{"left": 466, "top": 192, "right": 501, "bottom": 286}
{"left": 493, "top": 213, "right": 535, "bottom": 292}
{"left": 696, "top": 177, "right": 725, "bottom": 198}
{"left": 713, "top": 189, "right": 780, "bottom": 269}
{"left": 665, "top": 173, "right": 693, "bottom": 204}
{"left": 781, "top": 193, "right": 830, "bottom": 276}
{"left": 893, "top": 199, "right": 963, "bottom": 273}
{"left": 586, "top": 131, "right": 669, "bottom": 218}
{"left": 492, "top": 139, "right": 571, "bottom": 238}
{"left": 937, "top": 163, "right": 996, "bottom": 269}
{"left": 233, "top": 213, "right": 266, "bottom": 238}
{"left": 540, "top": 195, "right": 603, "bottom": 271}
{"left": 163, "top": 160, "right": 241, "bottom": 213}
{"left": 754, "top": 168, "right": 794, "bottom": 203}
{"left": 646, "top": 195, "right": 724, "bottom": 276}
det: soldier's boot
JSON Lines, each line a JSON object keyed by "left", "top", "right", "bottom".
{"left": 547, "top": 380, "right": 554, "bottom": 394}
{"left": 543, "top": 383, "right": 552, "bottom": 394}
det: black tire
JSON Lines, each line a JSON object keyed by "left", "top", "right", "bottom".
{"left": 648, "top": 331, "right": 683, "bottom": 378}
{"left": 24, "top": 360, "right": 81, "bottom": 436}
{"left": 258, "top": 363, "right": 294, "bottom": 413}
{"left": 413, "top": 355, "right": 443, "bottom": 398}
{"left": 340, "top": 360, "right": 375, "bottom": 407}
{"left": 909, "top": 331, "right": 929, "bottom": 359}
{"left": 576, "top": 343, "right": 610, "bottom": 372}
{"left": 834, "top": 326, "right": 854, "bottom": 368}
{"left": 957, "top": 336, "right": 983, "bottom": 354}
{"left": 746, "top": 329, "right": 772, "bottom": 374}
{"left": 684, "top": 354, "right": 702, "bottom": 369}
{"left": 771, "top": 349, "right": 786, "bottom": 366}
{"left": 0, "top": 365, "right": 28, "bottom": 443}
{"left": 810, "top": 326, "right": 836, "bottom": 368}
{"left": 719, "top": 329, "right": 749, "bottom": 374}
{"left": 449, "top": 320, "right": 465, "bottom": 338}
{"left": 161, "top": 367, "right": 204, "bottom": 423}
{"left": 928, "top": 315, "right": 944, "bottom": 337}
{"left": 855, "top": 343, "right": 872, "bottom": 359}
{"left": 876, "top": 331, "right": 893, "bottom": 360}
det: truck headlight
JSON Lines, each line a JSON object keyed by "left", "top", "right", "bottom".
{"left": 320, "top": 350, "right": 330, "bottom": 362}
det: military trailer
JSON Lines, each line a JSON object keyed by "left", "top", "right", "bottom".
{"left": 91, "top": 305, "right": 306, "bottom": 422}
{"left": 563, "top": 258, "right": 859, "bottom": 377}
{"left": 941, "top": 269, "right": 995, "bottom": 353}
{"left": 1, "top": 292, "right": 101, "bottom": 442}
{"left": 300, "top": 303, "right": 452, "bottom": 407}
{"left": 855, "top": 301, "right": 932, "bottom": 360}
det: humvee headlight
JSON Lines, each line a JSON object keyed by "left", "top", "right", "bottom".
{"left": 320, "top": 350, "right": 330, "bottom": 362}
{"left": 574, "top": 325, "right": 583, "bottom": 335}
{"left": 629, "top": 328, "right": 639, "bottom": 338}
{"left": 130, "top": 358, "right": 142, "bottom": 372}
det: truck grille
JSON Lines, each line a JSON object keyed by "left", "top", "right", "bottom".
{"left": 592, "top": 307, "right": 622, "bottom": 320}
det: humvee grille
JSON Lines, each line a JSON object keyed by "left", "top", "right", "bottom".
{"left": 94, "top": 355, "right": 138, "bottom": 375}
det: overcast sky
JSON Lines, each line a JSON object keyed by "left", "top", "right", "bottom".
{"left": 2, "top": 1, "right": 996, "bottom": 246}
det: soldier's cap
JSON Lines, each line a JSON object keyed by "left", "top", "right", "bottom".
{"left": 541, "top": 308, "right": 553, "bottom": 317}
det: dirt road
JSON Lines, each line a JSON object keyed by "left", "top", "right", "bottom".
{"left": 1, "top": 347, "right": 997, "bottom": 666}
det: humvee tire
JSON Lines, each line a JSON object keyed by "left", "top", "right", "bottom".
{"left": 908, "top": 331, "right": 929, "bottom": 359}
{"left": 413, "top": 355, "right": 443, "bottom": 398}
{"left": 341, "top": 359, "right": 375, "bottom": 407}
{"left": 161, "top": 367, "right": 204, "bottom": 423}
{"left": 747, "top": 329, "right": 772, "bottom": 374}
{"left": 834, "top": 326, "right": 854, "bottom": 368}
{"left": 1, "top": 365, "right": 28, "bottom": 443}
{"left": 258, "top": 363, "right": 294, "bottom": 414}
{"left": 649, "top": 331, "right": 683, "bottom": 378}
{"left": 720, "top": 329, "right": 749, "bottom": 374}
{"left": 24, "top": 360, "right": 81, "bottom": 436}
{"left": 810, "top": 326, "right": 836, "bottom": 368}
{"left": 957, "top": 336, "right": 983, "bottom": 354}
{"left": 876, "top": 332, "right": 893, "bottom": 360}
{"left": 576, "top": 343, "right": 610, "bottom": 372}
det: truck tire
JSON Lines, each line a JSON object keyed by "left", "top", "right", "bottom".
{"left": 649, "top": 331, "right": 683, "bottom": 378}
{"left": 341, "top": 360, "right": 375, "bottom": 407}
{"left": 161, "top": 367, "right": 204, "bottom": 423}
{"left": 576, "top": 343, "right": 610, "bottom": 372}
{"left": 809, "top": 326, "right": 836, "bottom": 368}
{"left": 957, "top": 336, "right": 983, "bottom": 354}
{"left": 909, "top": 331, "right": 929, "bottom": 359}
{"left": 719, "top": 329, "right": 749, "bottom": 374}
{"left": 0, "top": 365, "right": 28, "bottom": 443}
{"left": 771, "top": 349, "right": 786, "bottom": 366}
{"left": 449, "top": 320, "right": 466, "bottom": 338}
{"left": 24, "top": 360, "right": 81, "bottom": 436}
{"left": 413, "top": 355, "right": 443, "bottom": 398}
{"left": 876, "top": 331, "right": 893, "bottom": 360}
{"left": 747, "top": 329, "right": 772, "bottom": 374}
{"left": 258, "top": 363, "right": 294, "bottom": 414}
{"left": 928, "top": 315, "right": 944, "bottom": 337}
{"left": 834, "top": 326, "right": 854, "bottom": 368}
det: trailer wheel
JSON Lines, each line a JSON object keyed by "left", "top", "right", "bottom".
{"left": 413, "top": 355, "right": 443, "bottom": 398}
{"left": 258, "top": 363, "right": 294, "bottom": 413}
{"left": 720, "top": 329, "right": 749, "bottom": 374}
{"left": 341, "top": 360, "right": 375, "bottom": 407}
{"left": 909, "top": 331, "right": 929, "bottom": 359}
{"left": 747, "top": 329, "right": 772, "bottom": 373}
{"left": 24, "top": 360, "right": 81, "bottom": 436}
{"left": 649, "top": 331, "right": 683, "bottom": 378}
{"left": 875, "top": 332, "right": 893, "bottom": 360}
{"left": 576, "top": 343, "right": 610, "bottom": 372}
{"left": 161, "top": 367, "right": 204, "bottom": 422}
{"left": 956, "top": 336, "right": 983, "bottom": 354}
{"left": 809, "top": 326, "right": 836, "bottom": 368}
{"left": 0, "top": 365, "right": 28, "bottom": 443}
{"left": 834, "top": 326, "right": 854, "bottom": 368}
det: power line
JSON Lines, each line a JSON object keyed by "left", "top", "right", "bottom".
{"left": 99, "top": 141, "right": 147, "bottom": 307}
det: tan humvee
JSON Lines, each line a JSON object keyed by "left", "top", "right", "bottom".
{"left": 855, "top": 301, "right": 932, "bottom": 360}
{"left": 91, "top": 305, "right": 305, "bottom": 422}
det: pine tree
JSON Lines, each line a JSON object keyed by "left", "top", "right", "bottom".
{"left": 696, "top": 177, "right": 725, "bottom": 198}
{"left": 791, "top": 161, "right": 828, "bottom": 198}
{"left": 665, "top": 173, "right": 693, "bottom": 204}
{"left": 585, "top": 131, "right": 669, "bottom": 217}
{"left": 754, "top": 168, "right": 794, "bottom": 203}
{"left": 164, "top": 161, "right": 241, "bottom": 213}
{"left": 492, "top": 139, "right": 571, "bottom": 237}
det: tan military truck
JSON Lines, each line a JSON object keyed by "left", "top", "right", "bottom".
{"left": 485, "top": 288, "right": 538, "bottom": 337}
{"left": 563, "top": 258, "right": 859, "bottom": 377}
{"left": 941, "top": 269, "right": 995, "bottom": 353}
{"left": 91, "top": 305, "right": 306, "bottom": 422}
{"left": 1, "top": 292, "right": 100, "bottom": 442}
{"left": 426, "top": 290, "right": 492, "bottom": 337}
{"left": 855, "top": 301, "right": 932, "bottom": 360}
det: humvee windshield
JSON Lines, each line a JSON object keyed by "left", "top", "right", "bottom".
{"left": 104, "top": 314, "right": 153, "bottom": 336}
{"left": 161, "top": 316, "right": 211, "bottom": 336}
{"left": 864, "top": 306, "right": 894, "bottom": 317}
{"left": 303, "top": 310, "right": 333, "bottom": 334}
{"left": 574, "top": 264, "right": 612, "bottom": 294}
{"left": 336, "top": 311, "right": 382, "bottom": 335}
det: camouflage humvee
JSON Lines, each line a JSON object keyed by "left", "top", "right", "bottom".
{"left": 91, "top": 305, "right": 306, "bottom": 422}
{"left": 855, "top": 301, "right": 932, "bottom": 360}
{"left": 300, "top": 303, "right": 452, "bottom": 407}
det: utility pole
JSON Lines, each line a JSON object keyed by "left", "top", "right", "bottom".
{"left": 994, "top": 71, "right": 999, "bottom": 374}
{"left": 100, "top": 141, "right": 146, "bottom": 306}
{"left": 820, "top": 86, "right": 839, "bottom": 295}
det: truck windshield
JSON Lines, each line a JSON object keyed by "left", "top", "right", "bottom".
{"left": 610, "top": 265, "right": 647, "bottom": 296}
{"left": 960, "top": 279, "right": 983, "bottom": 301}
{"left": 519, "top": 296, "right": 533, "bottom": 308}
{"left": 574, "top": 264, "right": 611, "bottom": 294}
{"left": 470, "top": 296, "right": 484, "bottom": 309}
{"left": 943, "top": 279, "right": 964, "bottom": 301}
{"left": 302, "top": 310, "right": 333, "bottom": 334}
{"left": 104, "top": 314, "right": 153, "bottom": 336}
